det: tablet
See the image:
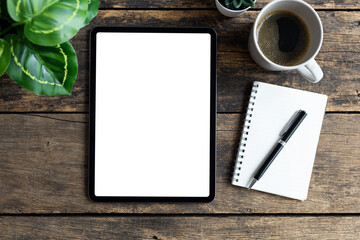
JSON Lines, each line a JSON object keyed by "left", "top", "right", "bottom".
{"left": 89, "top": 27, "right": 216, "bottom": 202}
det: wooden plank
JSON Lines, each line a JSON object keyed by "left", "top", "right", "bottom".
{"left": 0, "top": 113, "right": 359, "bottom": 214}
{"left": 0, "top": 10, "right": 358, "bottom": 112}
{"left": 100, "top": 0, "right": 360, "bottom": 10}
{"left": 1, "top": 216, "right": 360, "bottom": 239}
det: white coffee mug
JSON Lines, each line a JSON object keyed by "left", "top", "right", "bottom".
{"left": 248, "top": 0, "right": 323, "bottom": 83}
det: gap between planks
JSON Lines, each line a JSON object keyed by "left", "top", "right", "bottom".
{"left": 2, "top": 213, "right": 360, "bottom": 217}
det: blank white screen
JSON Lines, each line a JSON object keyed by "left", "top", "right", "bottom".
{"left": 95, "top": 32, "right": 211, "bottom": 197}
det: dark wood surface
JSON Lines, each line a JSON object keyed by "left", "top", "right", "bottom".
{"left": 1, "top": 10, "right": 359, "bottom": 112}
{"left": 98, "top": 0, "right": 360, "bottom": 9}
{"left": 1, "top": 216, "right": 360, "bottom": 239}
{"left": 0, "top": 114, "right": 359, "bottom": 214}
{"left": 0, "top": 0, "right": 359, "bottom": 239}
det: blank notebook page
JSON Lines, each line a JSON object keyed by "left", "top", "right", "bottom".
{"left": 232, "top": 81, "right": 327, "bottom": 200}
{"left": 95, "top": 32, "right": 211, "bottom": 197}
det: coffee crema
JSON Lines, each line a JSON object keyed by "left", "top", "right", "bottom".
{"left": 256, "top": 10, "right": 310, "bottom": 66}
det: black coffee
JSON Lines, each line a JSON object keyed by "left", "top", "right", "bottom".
{"left": 257, "top": 10, "right": 310, "bottom": 66}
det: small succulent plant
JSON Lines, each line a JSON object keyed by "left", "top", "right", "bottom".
{"left": 224, "top": 0, "right": 255, "bottom": 9}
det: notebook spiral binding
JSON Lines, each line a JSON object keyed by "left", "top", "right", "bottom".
{"left": 232, "top": 82, "right": 259, "bottom": 184}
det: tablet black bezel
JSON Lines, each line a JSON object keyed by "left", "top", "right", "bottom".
{"left": 89, "top": 27, "right": 217, "bottom": 202}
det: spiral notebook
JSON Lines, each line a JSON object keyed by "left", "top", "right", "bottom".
{"left": 232, "top": 81, "right": 327, "bottom": 200}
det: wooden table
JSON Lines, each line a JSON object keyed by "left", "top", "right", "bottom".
{"left": 1, "top": 0, "right": 359, "bottom": 239}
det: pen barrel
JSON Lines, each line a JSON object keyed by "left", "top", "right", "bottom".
{"left": 254, "top": 143, "right": 284, "bottom": 180}
{"left": 282, "top": 110, "right": 307, "bottom": 142}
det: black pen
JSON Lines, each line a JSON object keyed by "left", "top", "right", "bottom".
{"left": 248, "top": 110, "right": 307, "bottom": 189}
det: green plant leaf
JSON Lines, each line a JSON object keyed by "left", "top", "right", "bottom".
{"left": 0, "top": 38, "right": 11, "bottom": 76}
{"left": 224, "top": 0, "right": 232, "bottom": 6}
{"left": 5, "top": 34, "right": 78, "bottom": 96}
{"left": 7, "top": 0, "right": 88, "bottom": 46}
{"left": 7, "top": 0, "right": 39, "bottom": 22}
{"left": 242, "top": 0, "right": 255, "bottom": 7}
{"left": 233, "top": 0, "right": 243, "bottom": 8}
{"left": 83, "top": 0, "right": 100, "bottom": 27}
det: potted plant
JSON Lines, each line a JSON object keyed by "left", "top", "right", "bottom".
{"left": 215, "top": 0, "right": 256, "bottom": 17}
{"left": 0, "top": 0, "right": 100, "bottom": 96}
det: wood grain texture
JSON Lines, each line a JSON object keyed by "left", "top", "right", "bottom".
{"left": 0, "top": 113, "right": 359, "bottom": 214}
{"left": 0, "top": 10, "right": 359, "bottom": 112}
{"left": 99, "top": 0, "right": 360, "bottom": 10}
{"left": 1, "top": 216, "right": 360, "bottom": 239}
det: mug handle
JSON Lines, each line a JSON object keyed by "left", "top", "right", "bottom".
{"left": 297, "top": 59, "right": 323, "bottom": 83}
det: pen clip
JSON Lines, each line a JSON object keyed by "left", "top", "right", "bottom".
{"left": 280, "top": 110, "right": 302, "bottom": 137}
